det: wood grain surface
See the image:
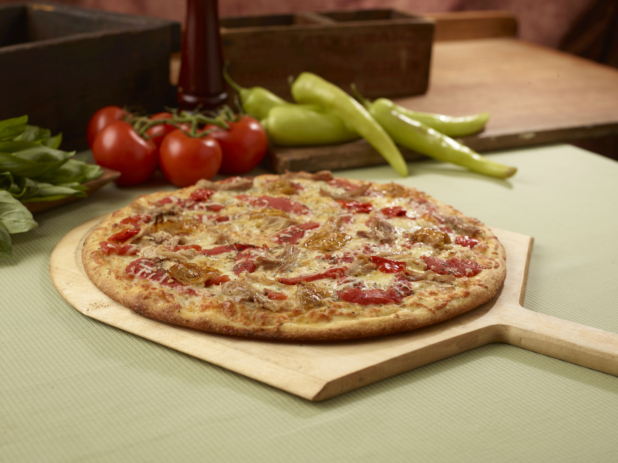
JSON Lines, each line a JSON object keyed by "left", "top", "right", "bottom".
{"left": 0, "top": 2, "right": 181, "bottom": 151}
{"left": 220, "top": 9, "right": 433, "bottom": 100}
{"left": 427, "top": 10, "right": 518, "bottom": 42}
{"left": 268, "top": 38, "right": 618, "bottom": 172}
{"left": 50, "top": 219, "right": 618, "bottom": 400}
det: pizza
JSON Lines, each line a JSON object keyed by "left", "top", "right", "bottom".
{"left": 82, "top": 171, "right": 506, "bottom": 341}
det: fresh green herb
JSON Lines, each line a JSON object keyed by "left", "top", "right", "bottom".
{"left": 0, "top": 116, "right": 28, "bottom": 141}
{"left": 0, "top": 116, "right": 103, "bottom": 258}
{"left": 0, "top": 145, "right": 75, "bottom": 178}
{"left": 35, "top": 159, "right": 103, "bottom": 186}
{"left": 0, "top": 190, "right": 37, "bottom": 258}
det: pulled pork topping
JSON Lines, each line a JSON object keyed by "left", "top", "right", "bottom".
{"left": 346, "top": 255, "right": 377, "bottom": 276}
{"left": 139, "top": 245, "right": 191, "bottom": 263}
{"left": 220, "top": 279, "right": 285, "bottom": 311}
{"left": 319, "top": 182, "right": 370, "bottom": 202}
{"left": 196, "top": 177, "right": 254, "bottom": 191}
{"left": 356, "top": 217, "right": 397, "bottom": 244}
{"left": 443, "top": 215, "right": 482, "bottom": 236}
{"left": 283, "top": 170, "right": 333, "bottom": 181}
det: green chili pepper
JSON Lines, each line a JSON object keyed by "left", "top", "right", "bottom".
{"left": 261, "top": 105, "right": 359, "bottom": 146}
{"left": 372, "top": 98, "right": 490, "bottom": 138}
{"left": 291, "top": 72, "right": 408, "bottom": 177}
{"left": 223, "top": 67, "right": 291, "bottom": 121}
{"left": 357, "top": 95, "right": 516, "bottom": 179}
{"left": 224, "top": 67, "right": 357, "bottom": 146}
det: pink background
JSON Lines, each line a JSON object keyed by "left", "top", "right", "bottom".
{"left": 0, "top": 0, "right": 595, "bottom": 49}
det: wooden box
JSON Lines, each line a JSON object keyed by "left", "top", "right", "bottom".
{"left": 221, "top": 9, "right": 434, "bottom": 100}
{"left": 0, "top": 2, "right": 181, "bottom": 150}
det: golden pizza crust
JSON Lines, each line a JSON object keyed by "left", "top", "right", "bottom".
{"left": 82, "top": 174, "right": 507, "bottom": 341}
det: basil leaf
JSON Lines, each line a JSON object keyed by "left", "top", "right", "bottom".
{"left": 41, "top": 133, "right": 62, "bottom": 149}
{"left": 0, "top": 190, "right": 37, "bottom": 234}
{"left": 15, "top": 125, "right": 52, "bottom": 142}
{"left": 0, "top": 221, "right": 11, "bottom": 258}
{"left": 21, "top": 182, "right": 87, "bottom": 202}
{"left": 0, "top": 173, "right": 41, "bottom": 200}
{"left": 0, "top": 140, "right": 41, "bottom": 153}
{"left": 0, "top": 146, "right": 74, "bottom": 178}
{"left": 0, "top": 116, "right": 28, "bottom": 141}
{"left": 15, "top": 178, "right": 43, "bottom": 201}
{"left": 0, "top": 171, "right": 14, "bottom": 191}
{"left": 35, "top": 159, "right": 103, "bottom": 185}
{"left": 14, "top": 126, "right": 63, "bottom": 149}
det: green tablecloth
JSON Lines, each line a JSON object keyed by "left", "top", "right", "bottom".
{"left": 2, "top": 144, "right": 617, "bottom": 462}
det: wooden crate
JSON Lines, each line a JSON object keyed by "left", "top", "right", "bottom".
{"left": 0, "top": 2, "right": 181, "bottom": 150}
{"left": 221, "top": 9, "right": 434, "bottom": 100}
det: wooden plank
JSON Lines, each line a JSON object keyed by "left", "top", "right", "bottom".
{"left": 268, "top": 38, "right": 618, "bottom": 172}
{"left": 50, "top": 219, "right": 618, "bottom": 400}
{"left": 220, "top": 9, "right": 433, "bottom": 100}
{"left": 426, "top": 10, "right": 518, "bottom": 41}
{"left": 168, "top": 10, "right": 516, "bottom": 87}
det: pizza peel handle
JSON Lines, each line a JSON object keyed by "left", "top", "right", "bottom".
{"left": 497, "top": 305, "right": 618, "bottom": 376}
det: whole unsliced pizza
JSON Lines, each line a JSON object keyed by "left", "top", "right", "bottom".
{"left": 82, "top": 171, "right": 506, "bottom": 341}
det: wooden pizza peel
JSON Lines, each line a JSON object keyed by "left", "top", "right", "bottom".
{"left": 50, "top": 217, "right": 618, "bottom": 401}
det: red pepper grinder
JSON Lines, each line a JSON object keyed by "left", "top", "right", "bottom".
{"left": 177, "top": 0, "right": 228, "bottom": 110}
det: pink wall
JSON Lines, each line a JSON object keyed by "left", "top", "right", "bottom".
{"left": 0, "top": 0, "right": 595, "bottom": 48}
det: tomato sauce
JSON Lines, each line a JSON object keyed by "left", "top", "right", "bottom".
{"left": 120, "top": 214, "right": 152, "bottom": 226}
{"left": 338, "top": 277, "right": 413, "bottom": 305}
{"left": 337, "top": 200, "right": 373, "bottom": 213}
{"left": 369, "top": 256, "right": 407, "bottom": 273}
{"left": 189, "top": 188, "right": 215, "bottom": 201}
{"left": 272, "top": 222, "right": 320, "bottom": 245}
{"left": 236, "top": 195, "right": 310, "bottom": 215}
{"left": 99, "top": 241, "right": 138, "bottom": 256}
{"left": 108, "top": 228, "right": 140, "bottom": 242}
{"left": 455, "top": 236, "right": 480, "bottom": 249}
{"left": 422, "top": 256, "right": 483, "bottom": 277}
{"left": 380, "top": 206, "right": 410, "bottom": 218}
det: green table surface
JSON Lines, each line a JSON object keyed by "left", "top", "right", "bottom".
{"left": 2, "top": 144, "right": 617, "bottom": 462}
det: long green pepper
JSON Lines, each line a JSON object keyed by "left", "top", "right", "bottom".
{"left": 261, "top": 106, "right": 358, "bottom": 146}
{"left": 362, "top": 98, "right": 516, "bottom": 179}
{"left": 223, "top": 67, "right": 290, "bottom": 121}
{"left": 224, "top": 69, "right": 360, "bottom": 146}
{"left": 291, "top": 72, "right": 408, "bottom": 177}
{"left": 370, "top": 98, "right": 490, "bottom": 138}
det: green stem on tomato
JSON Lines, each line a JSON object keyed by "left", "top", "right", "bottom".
{"left": 194, "top": 114, "right": 229, "bottom": 129}
{"left": 136, "top": 118, "right": 167, "bottom": 138}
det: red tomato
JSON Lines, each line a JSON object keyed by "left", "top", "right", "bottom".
{"left": 145, "top": 112, "right": 190, "bottom": 147}
{"left": 87, "top": 106, "right": 128, "bottom": 148}
{"left": 159, "top": 129, "right": 222, "bottom": 187}
{"left": 92, "top": 121, "right": 158, "bottom": 187}
{"left": 207, "top": 116, "right": 268, "bottom": 175}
